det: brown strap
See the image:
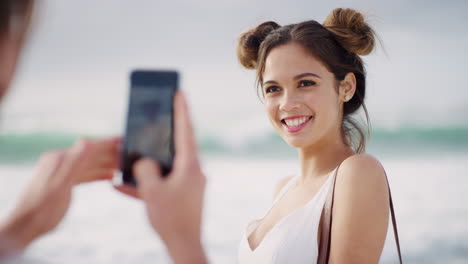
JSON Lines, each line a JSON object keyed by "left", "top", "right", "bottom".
{"left": 384, "top": 170, "right": 403, "bottom": 263}
{"left": 317, "top": 166, "right": 340, "bottom": 264}
{"left": 317, "top": 166, "right": 403, "bottom": 264}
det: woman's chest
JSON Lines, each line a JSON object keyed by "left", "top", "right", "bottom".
{"left": 248, "top": 186, "right": 322, "bottom": 250}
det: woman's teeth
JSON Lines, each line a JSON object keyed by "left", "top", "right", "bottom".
{"left": 284, "top": 116, "right": 310, "bottom": 127}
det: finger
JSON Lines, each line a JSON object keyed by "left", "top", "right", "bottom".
{"left": 93, "top": 148, "right": 120, "bottom": 169}
{"left": 101, "top": 136, "right": 122, "bottom": 148}
{"left": 54, "top": 141, "right": 90, "bottom": 186}
{"left": 78, "top": 137, "right": 120, "bottom": 172}
{"left": 77, "top": 169, "right": 115, "bottom": 184}
{"left": 97, "top": 156, "right": 119, "bottom": 170}
{"left": 113, "top": 184, "right": 141, "bottom": 199}
{"left": 173, "top": 92, "right": 199, "bottom": 165}
{"left": 53, "top": 137, "right": 117, "bottom": 186}
{"left": 36, "top": 150, "right": 66, "bottom": 174}
{"left": 133, "top": 158, "right": 162, "bottom": 197}
{"left": 89, "top": 136, "right": 122, "bottom": 155}
{"left": 69, "top": 152, "right": 118, "bottom": 185}
{"left": 97, "top": 137, "right": 122, "bottom": 167}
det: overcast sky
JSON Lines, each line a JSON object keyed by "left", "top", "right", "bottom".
{"left": 1, "top": 0, "right": 467, "bottom": 142}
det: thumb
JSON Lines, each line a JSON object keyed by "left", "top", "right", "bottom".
{"left": 133, "top": 158, "right": 163, "bottom": 197}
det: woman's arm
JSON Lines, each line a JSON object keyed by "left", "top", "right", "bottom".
{"left": 328, "top": 154, "right": 390, "bottom": 264}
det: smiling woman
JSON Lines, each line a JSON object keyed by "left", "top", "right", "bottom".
{"left": 237, "top": 8, "right": 402, "bottom": 264}
{"left": 238, "top": 10, "right": 373, "bottom": 153}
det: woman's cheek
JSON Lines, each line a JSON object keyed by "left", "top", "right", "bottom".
{"left": 264, "top": 100, "right": 275, "bottom": 119}
{"left": 265, "top": 101, "right": 283, "bottom": 134}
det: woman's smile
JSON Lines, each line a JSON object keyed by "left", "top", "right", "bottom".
{"left": 281, "top": 115, "right": 314, "bottom": 133}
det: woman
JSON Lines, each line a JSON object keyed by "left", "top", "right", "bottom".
{"left": 236, "top": 8, "right": 400, "bottom": 263}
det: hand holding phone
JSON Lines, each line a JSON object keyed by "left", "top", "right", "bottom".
{"left": 120, "top": 70, "right": 178, "bottom": 185}
{"left": 115, "top": 92, "right": 208, "bottom": 264}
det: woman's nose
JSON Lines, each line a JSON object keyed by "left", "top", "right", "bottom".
{"left": 279, "top": 91, "right": 301, "bottom": 112}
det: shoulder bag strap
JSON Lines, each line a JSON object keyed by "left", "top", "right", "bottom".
{"left": 317, "top": 166, "right": 403, "bottom": 263}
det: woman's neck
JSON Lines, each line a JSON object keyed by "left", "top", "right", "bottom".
{"left": 297, "top": 135, "right": 354, "bottom": 184}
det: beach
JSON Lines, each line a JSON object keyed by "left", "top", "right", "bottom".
{"left": 1, "top": 153, "right": 467, "bottom": 263}
{"left": 1, "top": 0, "right": 467, "bottom": 263}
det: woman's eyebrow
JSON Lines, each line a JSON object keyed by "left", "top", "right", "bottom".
{"left": 262, "top": 80, "right": 279, "bottom": 86}
{"left": 263, "top": 72, "right": 322, "bottom": 86}
{"left": 293, "top": 72, "right": 322, "bottom": 80}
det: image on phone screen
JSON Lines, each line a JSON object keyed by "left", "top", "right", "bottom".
{"left": 120, "top": 70, "right": 178, "bottom": 185}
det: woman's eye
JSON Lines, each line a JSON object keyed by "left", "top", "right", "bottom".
{"left": 298, "top": 80, "right": 316, "bottom": 87}
{"left": 265, "top": 86, "right": 281, "bottom": 94}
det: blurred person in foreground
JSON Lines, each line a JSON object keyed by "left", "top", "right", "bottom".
{"left": 0, "top": 1, "right": 208, "bottom": 263}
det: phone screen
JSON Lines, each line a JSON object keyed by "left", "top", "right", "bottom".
{"left": 121, "top": 70, "right": 178, "bottom": 185}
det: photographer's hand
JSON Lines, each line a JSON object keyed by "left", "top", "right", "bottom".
{"left": 0, "top": 137, "right": 120, "bottom": 258}
{"left": 115, "top": 92, "right": 208, "bottom": 264}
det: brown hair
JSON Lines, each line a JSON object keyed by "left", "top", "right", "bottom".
{"left": 237, "top": 8, "right": 376, "bottom": 153}
{"left": 0, "top": 0, "right": 33, "bottom": 36}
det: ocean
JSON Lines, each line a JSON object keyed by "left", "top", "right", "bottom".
{"left": 1, "top": 128, "right": 468, "bottom": 263}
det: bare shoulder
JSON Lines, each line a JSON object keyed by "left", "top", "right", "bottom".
{"left": 273, "top": 176, "right": 294, "bottom": 200}
{"left": 337, "top": 153, "right": 387, "bottom": 188}
{"left": 335, "top": 154, "right": 388, "bottom": 209}
{"left": 328, "top": 153, "right": 390, "bottom": 262}
{"left": 333, "top": 152, "right": 390, "bottom": 222}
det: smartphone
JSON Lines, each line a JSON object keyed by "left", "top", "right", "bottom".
{"left": 120, "top": 70, "right": 178, "bottom": 185}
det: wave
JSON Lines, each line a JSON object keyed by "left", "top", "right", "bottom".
{"left": 0, "top": 132, "right": 78, "bottom": 164}
{"left": 1, "top": 126, "right": 468, "bottom": 164}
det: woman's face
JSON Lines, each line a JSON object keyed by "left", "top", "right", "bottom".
{"left": 262, "top": 42, "right": 344, "bottom": 150}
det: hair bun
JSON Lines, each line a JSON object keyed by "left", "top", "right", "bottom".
{"left": 323, "top": 8, "right": 375, "bottom": 56}
{"left": 237, "top": 21, "right": 280, "bottom": 69}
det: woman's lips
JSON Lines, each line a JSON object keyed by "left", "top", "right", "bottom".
{"left": 281, "top": 116, "right": 313, "bottom": 133}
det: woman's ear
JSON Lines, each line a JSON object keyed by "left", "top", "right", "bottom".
{"left": 339, "top": 72, "right": 356, "bottom": 102}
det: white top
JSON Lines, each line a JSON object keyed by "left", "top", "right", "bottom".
{"left": 238, "top": 168, "right": 337, "bottom": 264}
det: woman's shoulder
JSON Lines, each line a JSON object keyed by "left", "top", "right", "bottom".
{"left": 334, "top": 153, "right": 389, "bottom": 208}
{"left": 329, "top": 153, "right": 390, "bottom": 261}
{"left": 338, "top": 153, "right": 386, "bottom": 183}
